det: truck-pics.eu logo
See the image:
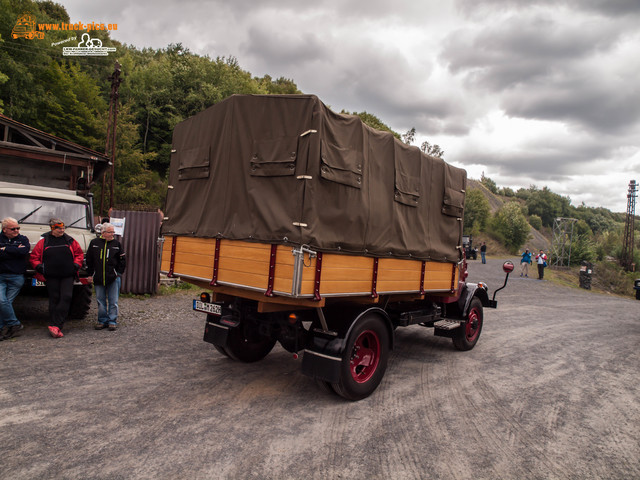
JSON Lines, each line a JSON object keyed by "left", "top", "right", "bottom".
{"left": 12, "top": 12, "right": 117, "bottom": 57}
{"left": 12, "top": 12, "right": 44, "bottom": 39}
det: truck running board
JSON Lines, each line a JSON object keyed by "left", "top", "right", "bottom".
{"left": 433, "top": 320, "right": 461, "bottom": 330}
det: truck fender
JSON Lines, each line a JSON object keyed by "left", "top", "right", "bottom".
{"left": 301, "top": 307, "right": 394, "bottom": 384}
{"left": 460, "top": 283, "right": 490, "bottom": 318}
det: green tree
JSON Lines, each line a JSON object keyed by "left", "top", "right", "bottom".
{"left": 464, "top": 189, "right": 491, "bottom": 233}
{"left": 0, "top": 64, "right": 7, "bottom": 112}
{"left": 575, "top": 219, "right": 592, "bottom": 236}
{"left": 516, "top": 187, "right": 532, "bottom": 201}
{"left": 37, "top": 1, "right": 70, "bottom": 22}
{"left": 93, "top": 104, "right": 166, "bottom": 211}
{"left": 583, "top": 211, "right": 617, "bottom": 234}
{"left": 121, "top": 46, "right": 270, "bottom": 176}
{"left": 528, "top": 214, "right": 543, "bottom": 231}
{"left": 525, "top": 186, "right": 571, "bottom": 227}
{"left": 254, "top": 74, "right": 300, "bottom": 94}
{"left": 420, "top": 140, "right": 444, "bottom": 158}
{"left": 480, "top": 172, "right": 498, "bottom": 194}
{"left": 345, "top": 111, "right": 400, "bottom": 139}
{"left": 569, "top": 234, "right": 597, "bottom": 266}
{"left": 34, "top": 61, "right": 106, "bottom": 149}
{"left": 491, "top": 202, "right": 530, "bottom": 252}
{"left": 500, "top": 187, "right": 515, "bottom": 197}
{"left": 402, "top": 127, "right": 415, "bottom": 145}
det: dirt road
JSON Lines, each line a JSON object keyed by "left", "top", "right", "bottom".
{"left": 1, "top": 258, "right": 639, "bottom": 479}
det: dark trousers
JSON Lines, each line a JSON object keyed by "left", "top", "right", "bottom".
{"left": 46, "top": 276, "right": 74, "bottom": 329}
{"left": 538, "top": 264, "right": 545, "bottom": 279}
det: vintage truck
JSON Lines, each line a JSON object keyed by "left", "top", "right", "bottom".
{"left": 160, "top": 94, "right": 511, "bottom": 400}
{"left": 463, "top": 234, "right": 478, "bottom": 260}
{"left": 0, "top": 181, "right": 95, "bottom": 318}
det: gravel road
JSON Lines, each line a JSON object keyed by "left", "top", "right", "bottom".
{"left": 1, "top": 257, "right": 639, "bottom": 479}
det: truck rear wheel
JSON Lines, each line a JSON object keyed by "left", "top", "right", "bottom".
{"left": 68, "top": 284, "right": 92, "bottom": 319}
{"left": 332, "top": 314, "right": 389, "bottom": 401}
{"left": 452, "top": 297, "right": 483, "bottom": 351}
{"left": 224, "top": 324, "right": 276, "bottom": 363}
{"left": 315, "top": 379, "right": 335, "bottom": 394}
{"left": 214, "top": 345, "right": 230, "bottom": 357}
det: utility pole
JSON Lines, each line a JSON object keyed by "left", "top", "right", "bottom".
{"left": 621, "top": 180, "right": 637, "bottom": 272}
{"left": 100, "top": 60, "right": 122, "bottom": 216}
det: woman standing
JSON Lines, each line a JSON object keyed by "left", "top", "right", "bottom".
{"left": 536, "top": 250, "right": 548, "bottom": 280}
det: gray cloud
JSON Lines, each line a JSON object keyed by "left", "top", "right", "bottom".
{"left": 241, "top": 26, "right": 330, "bottom": 73}
{"left": 501, "top": 79, "right": 640, "bottom": 135}
{"left": 457, "top": 0, "right": 640, "bottom": 18}
{"left": 439, "top": 5, "right": 640, "bottom": 139}
{"left": 441, "top": 10, "right": 622, "bottom": 89}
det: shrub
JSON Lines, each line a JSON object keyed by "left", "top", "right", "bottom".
{"left": 529, "top": 215, "right": 543, "bottom": 231}
{"left": 491, "top": 202, "right": 530, "bottom": 253}
{"left": 464, "top": 189, "right": 491, "bottom": 232}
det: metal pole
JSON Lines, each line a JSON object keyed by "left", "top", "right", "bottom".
{"left": 109, "top": 82, "right": 119, "bottom": 210}
{"left": 104, "top": 61, "right": 122, "bottom": 215}
{"left": 621, "top": 180, "right": 637, "bottom": 271}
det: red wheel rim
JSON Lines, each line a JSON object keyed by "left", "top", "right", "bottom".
{"left": 349, "top": 329, "right": 381, "bottom": 383}
{"left": 466, "top": 307, "right": 482, "bottom": 342}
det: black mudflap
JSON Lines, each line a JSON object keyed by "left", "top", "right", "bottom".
{"left": 203, "top": 320, "right": 229, "bottom": 346}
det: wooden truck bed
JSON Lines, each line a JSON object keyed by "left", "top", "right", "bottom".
{"left": 161, "top": 236, "right": 460, "bottom": 308}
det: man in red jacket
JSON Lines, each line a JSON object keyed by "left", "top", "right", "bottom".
{"left": 30, "top": 218, "right": 84, "bottom": 338}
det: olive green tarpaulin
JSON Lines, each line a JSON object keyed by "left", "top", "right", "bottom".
{"left": 162, "top": 94, "right": 466, "bottom": 262}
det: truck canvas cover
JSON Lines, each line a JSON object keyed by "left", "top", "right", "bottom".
{"left": 162, "top": 94, "right": 466, "bottom": 263}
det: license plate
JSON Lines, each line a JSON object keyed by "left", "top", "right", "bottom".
{"left": 32, "top": 279, "right": 46, "bottom": 287}
{"left": 193, "top": 300, "right": 222, "bottom": 315}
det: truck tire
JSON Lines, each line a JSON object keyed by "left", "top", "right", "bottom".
{"left": 315, "top": 379, "right": 335, "bottom": 394}
{"left": 68, "top": 284, "right": 92, "bottom": 320}
{"left": 452, "top": 297, "right": 483, "bottom": 351}
{"left": 224, "top": 324, "right": 276, "bottom": 363}
{"left": 332, "top": 314, "right": 390, "bottom": 401}
{"left": 214, "top": 345, "right": 230, "bottom": 357}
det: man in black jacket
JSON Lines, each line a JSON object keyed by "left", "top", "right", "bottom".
{"left": 86, "top": 223, "right": 126, "bottom": 331}
{"left": 0, "top": 217, "right": 30, "bottom": 340}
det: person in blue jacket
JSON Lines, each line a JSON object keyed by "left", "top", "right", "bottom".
{"left": 0, "top": 217, "right": 30, "bottom": 340}
{"left": 520, "top": 248, "right": 532, "bottom": 277}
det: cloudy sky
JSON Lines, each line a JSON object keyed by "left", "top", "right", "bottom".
{"left": 60, "top": 0, "right": 640, "bottom": 212}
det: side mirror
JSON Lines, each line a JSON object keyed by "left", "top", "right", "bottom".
{"left": 489, "top": 261, "right": 515, "bottom": 308}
